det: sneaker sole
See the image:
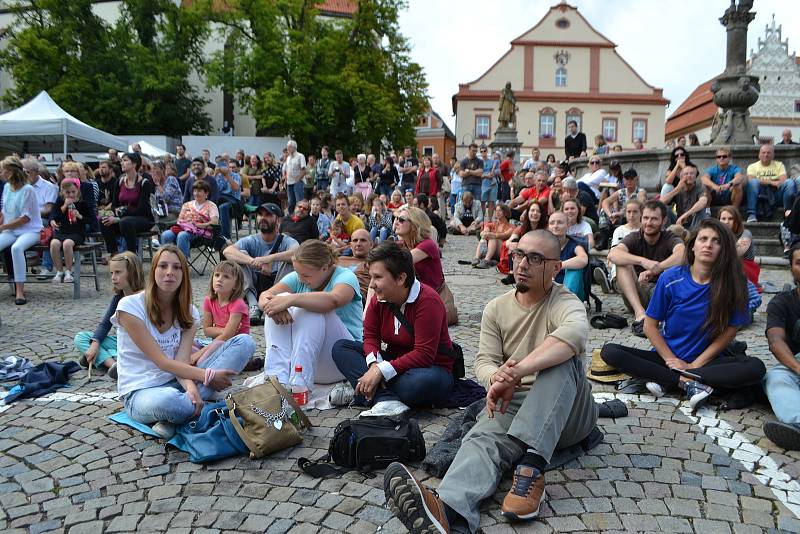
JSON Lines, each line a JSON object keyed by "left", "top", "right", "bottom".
{"left": 688, "top": 389, "right": 712, "bottom": 411}
{"left": 384, "top": 463, "right": 447, "bottom": 534}
{"left": 500, "top": 489, "right": 546, "bottom": 521}
{"left": 593, "top": 268, "right": 611, "bottom": 294}
{"left": 645, "top": 383, "right": 664, "bottom": 398}
{"left": 764, "top": 421, "right": 800, "bottom": 450}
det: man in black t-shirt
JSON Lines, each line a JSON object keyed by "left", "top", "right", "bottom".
{"left": 175, "top": 143, "right": 192, "bottom": 186}
{"left": 607, "top": 201, "right": 685, "bottom": 336}
{"left": 280, "top": 199, "right": 319, "bottom": 244}
{"left": 399, "top": 146, "right": 418, "bottom": 193}
{"left": 764, "top": 245, "right": 800, "bottom": 449}
{"left": 459, "top": 143, "right": 484, "bottom": 202}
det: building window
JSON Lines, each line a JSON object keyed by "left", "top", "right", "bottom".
{"left": 795, "top": 100, "right": 800, "bottom": 113}
{"left": 632, "top": 119, "right": 647, "bottom": 142}
{"left": 423, "top": 146, "right": 434, "bottom": 156}
{"left": 565, "top": 109, "right": 582, "bottom": 133}
{"left": 555, "top": 68, "right": 567, "bottom": 87}
{"left": 602, "top": 118, "right": 618, "bottom": 142}
{"left": 539, "top": 109, "right": 556, "bottom": 138}
{"left": 475, "top": 115, "right": 490, "bottom": 139}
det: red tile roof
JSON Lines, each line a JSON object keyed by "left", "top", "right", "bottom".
{"left": 665, "top": 77, "right": 718, "bottom": 138}
{"left": 316, "top": 0, "right": 356, "bottom": 15}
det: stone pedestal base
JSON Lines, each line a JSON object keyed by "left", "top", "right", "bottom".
{"left": 490, "top": 127, "right": 522, "bottom": 158}
{"left": 709, "top": 74, "right": 760, "bottom": 145}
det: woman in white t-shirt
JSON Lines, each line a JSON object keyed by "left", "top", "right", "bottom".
{"left": 563, "top": 198, "right": 595, "bottom": 249}
{"left": 113, "top": 245, "right": 255, "bottom": 438}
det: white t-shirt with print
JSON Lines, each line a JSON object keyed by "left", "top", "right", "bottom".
{"left": 112, "top": 292, "right": 200, "bottom": 397}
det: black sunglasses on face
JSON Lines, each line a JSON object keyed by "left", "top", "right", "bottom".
{"left": 716, "top": 155, "right": 729, "bottom": 159}
{"left": 396, "top": 216, "right": 409, "bottom": 223}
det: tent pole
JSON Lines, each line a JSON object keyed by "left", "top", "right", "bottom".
{"left": 62, "top": 118, "right": 67, "bottom": 159}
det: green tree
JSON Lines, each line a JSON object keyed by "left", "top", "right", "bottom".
{"left": 0, "top": 0, "right": 212, "bottom": 136}
{"left": 204, "top": 0, "right": 428, "bottom": 155}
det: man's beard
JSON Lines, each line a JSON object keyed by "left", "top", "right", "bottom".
{"left": 259, "top": 222, "right": 277, "bottom": 234}
{"left": 515, "top": 281, "right": 530, "bottom": 293}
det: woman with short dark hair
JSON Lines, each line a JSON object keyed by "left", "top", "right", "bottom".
{"left": 100, "top": 152, "right": 156, "bottom": 255}
{"left": 332, "top": 242, "right": 454, "bottom": 416}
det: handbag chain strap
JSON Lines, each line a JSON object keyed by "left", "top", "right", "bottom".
{"left": 250, "top": 399, "right": 289, "bottom": 428}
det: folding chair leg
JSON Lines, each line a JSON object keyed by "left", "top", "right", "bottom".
{"left": 73, "top": 251, "right": 82, "bottom": 299}
{"left": 91, "top": 247, "right": 100, "bottom": 291}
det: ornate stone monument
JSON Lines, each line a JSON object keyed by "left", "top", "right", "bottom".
{"left": 709, "top": 0, "right": 760, "bottom": 145}
{"left": 490, "top": 82, "right": 522, "bottom": 157}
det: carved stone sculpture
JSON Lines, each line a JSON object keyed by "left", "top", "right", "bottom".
{"left": 497, "top": 82, "right": 517, "bottom": 129}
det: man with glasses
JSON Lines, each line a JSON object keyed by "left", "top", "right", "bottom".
{"left": 701, "top": 147, "right": 744, "bottom": 208}
{"left": 459, "top": 143, "right": 484, "bottom": 202}
{"left": 280, "top": 199, "right": 318, "bottom": 244}
{"left": 384, "top": 229, "right": 598, "bottom": 532}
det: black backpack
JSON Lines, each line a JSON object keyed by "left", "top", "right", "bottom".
{"left": 297, "top": 416, "right": 426, "bottom": 478}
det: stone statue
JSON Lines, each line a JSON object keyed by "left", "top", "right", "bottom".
{"left": 709, "top": 0, "right": 759, "bottom": 145}
{"left": 498, "top": 82, "right": 517, "bottom": 129}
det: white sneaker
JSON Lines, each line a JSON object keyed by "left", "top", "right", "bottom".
{"left": 329, "top": 381, "right": 355, "bottom": 407}
{"left": 646, "top": 382, "right": 665, "bottom": 398}
{"left": 152, "top": 421, "right": 176, "bottom": 439}
{"left": 51, "top": 271, "right": 64, "bottom": 284}
{"left": 359, "top": 400, "right": 410, "bottom": 418}
{"left": 63, "top": 271, "right": 74, "bottom": 283}
{"left": 37, "top": 268, "right": 53, "bottom": 280}
{"left": 746, "top": 215, "right": 757, "bottom": 223}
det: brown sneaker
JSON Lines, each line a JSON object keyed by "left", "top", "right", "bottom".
{"left": 384, "top": 462, "right": 450, "bottom": 534}
{"left": 501, "top": 465, "right": 546, "bottom": 521}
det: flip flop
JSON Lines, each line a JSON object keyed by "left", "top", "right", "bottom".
{"left": 14, "top": 298, "right": 26, "bottom": 305}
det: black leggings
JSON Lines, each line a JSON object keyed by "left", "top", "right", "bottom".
{"left": 101, "top": 215, "right": 154, "bottom": 255}
{"left": 600, "top": 343, "right": 766, "bottom": 388}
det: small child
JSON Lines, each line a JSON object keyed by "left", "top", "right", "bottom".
{"left": 50, "top": 178, "right": 92, "bottom": 283}
{"left": 193, "top": 261, "right": 250, "bottom": 366}
{"left": 328, "top": 218, "right": 349, "bottom": 249}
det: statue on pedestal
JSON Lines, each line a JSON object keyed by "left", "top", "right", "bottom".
{"left": 497, "top": 82, "right": 517, "bottom": 129}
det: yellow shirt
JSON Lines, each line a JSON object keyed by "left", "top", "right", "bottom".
{"left": 747, "top": 160, "right": 786, "bottom": 182}
{"left": 474, "top": 284, "right": 588, "bottom": 390}
{"left": 336, "top": 214, "right": 365, "bottom": 237}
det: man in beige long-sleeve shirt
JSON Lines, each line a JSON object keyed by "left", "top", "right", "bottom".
{"left": 384, "top": 230, "right": 598, "bottom": 533}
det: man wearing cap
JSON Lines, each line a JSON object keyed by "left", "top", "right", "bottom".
{"left": 223, "top": 202, "right": 299, "bottom": 324}
{"left": 383, "top": 230, "right": 597, "bottom": 533}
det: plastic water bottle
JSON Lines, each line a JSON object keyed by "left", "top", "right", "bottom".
{"left": 290, "top": 365, "right": 309, "bottom": 406}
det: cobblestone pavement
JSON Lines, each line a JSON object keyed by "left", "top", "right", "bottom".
{"left": 1, "top": 234, "right": 800, "bottom": 533}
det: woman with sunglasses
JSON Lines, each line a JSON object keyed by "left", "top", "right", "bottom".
{"left": 393, "top": 206, "right": 444, "bottom": 292}
{"left": 661, "top": 147, "right": 692, "bottom": 197}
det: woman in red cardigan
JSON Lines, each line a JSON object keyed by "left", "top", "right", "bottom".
{"left": 332, "top": 241, "right": 454, "bottom": 417}
{"left": 415, "top": 155, "right": 440, "bottom": 198}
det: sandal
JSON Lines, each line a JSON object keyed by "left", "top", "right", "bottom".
{"left": 14, "top": 298, "right": 27, "bottom": 305}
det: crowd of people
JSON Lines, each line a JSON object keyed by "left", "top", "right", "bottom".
{"left": 5, "top": 135, "right": 800, "bottom": 532}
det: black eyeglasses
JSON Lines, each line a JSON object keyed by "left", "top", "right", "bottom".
{"left": 510, "top": 250, "right": 559, "bottom": 266}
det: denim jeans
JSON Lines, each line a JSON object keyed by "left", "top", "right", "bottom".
{"left": 369, "top": 226, "right": 390, "bottom": 242}
{"left": 123, "top": 334, "right": 255, "bottom": 425}
{"left": 331, "top": 339, "right": 454, "bottom": 407}
{"left": 316, "top": 178, "right": 330, "bottom": 194}
{"left": 746, "top": 178, "right": 796, "bottom": 218}
{"left": 400, "top": 181, "right": 415, "bottom": 193}
{"left": 375, "top": 182, "right": 394, "bottom": 198}
{"left": 74, "top": 331, "right": 117, "bottom": 368}
{"left": 161, "top": 229, "right": 197, "bottom": 259}
{"left": 462, "top": 183, "right": 482, "bottom": 201}
{"left": 287, "top": 181, "right": 305, "bottom": 214}
{"left": 764, "top": 356, "right": 800, "bottom": 424}
{"left": 217, "top": 195, "right": 240, "bottom": 239}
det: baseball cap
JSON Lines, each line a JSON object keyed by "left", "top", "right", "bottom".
{"left": 256, "top": 203, "right": 282, "bottom": 217}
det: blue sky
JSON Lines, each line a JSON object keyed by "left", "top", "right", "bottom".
{"left": 398, "top": 0, "right": 799, "bottom": 130}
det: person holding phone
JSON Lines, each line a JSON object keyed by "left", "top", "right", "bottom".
{"left": 601, "top": 219, "right": 765, "bottom": 412}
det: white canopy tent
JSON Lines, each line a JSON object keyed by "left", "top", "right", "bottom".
{"left": 0, "top": 90, "right": 127, "bottom": 156}
{"left": 128, "top": 140, "right": 172, "bottom": 158}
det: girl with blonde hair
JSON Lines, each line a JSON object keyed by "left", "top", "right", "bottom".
{"left": 258, "top": 239, "right": 363, "bottom": 386}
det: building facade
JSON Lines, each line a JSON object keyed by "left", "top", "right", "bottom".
{"left": 452, "top": 2, "right": 668, "bottom": 159}
{"left": 415, "top": 109, "right": 456, "bottom": 161}
{"left": 666, "top": 16, "right": 800, "bottom": 144}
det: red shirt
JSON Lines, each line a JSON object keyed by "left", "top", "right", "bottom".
{"left": 363, "top": 282, "right": 454, "bottom": 374}
{"left": 412, "top": 238, "right": 444, "bottom": 290}
{"left": 520, "top": 186, "right": 550, "bottom": 203}
{"left": 500, "top": 159, "right": 514, "bottom": 182}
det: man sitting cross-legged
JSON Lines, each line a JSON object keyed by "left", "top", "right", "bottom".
{"left": 383, "top": 229, "right": 598, "bottom": 533}
{"left": 607, "top": 200, "right": 685, "bottom": 337}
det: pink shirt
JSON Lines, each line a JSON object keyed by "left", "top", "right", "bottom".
{"left": 202, "top": 296, "right": 250, "bottom": 335}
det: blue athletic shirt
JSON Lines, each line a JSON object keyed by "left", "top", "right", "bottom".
{"left": 646, "top": 265, "right": 748, "bottom": 362}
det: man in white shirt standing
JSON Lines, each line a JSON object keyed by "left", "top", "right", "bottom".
{"left": 23, "top": 158, "right": 58, "bottom": 279}
{"left": 283, "top": 140, "right": 306, "bottom": 215}
{"left": 328, "top": 150, "right": 351, "bottom": 197}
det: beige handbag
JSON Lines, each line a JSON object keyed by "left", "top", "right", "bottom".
{"left": 225, "top": 375, "right": 312, "bottom": 459}
{"left": 437, "top": 282, "right": 458, "bottom": 326}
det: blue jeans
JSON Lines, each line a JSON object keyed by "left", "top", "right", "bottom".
{"left": 481, "top": 179, "right": 498, "bottom": 203}
{"left": 331, "top": 339, "right": 454, "bottom": 407}
{"left": 161, "top": 229, "right": 197, "bottom": 259}
{"left": 462, "top": 183, "right": 482, "bottom": 201}
{"left": 375, "top": 182, "right": 394, "bottom": 198}
{"left": 764, "top": 356, "right": 800, "bottom": 424}
{"left": 449, "top": 193, "right": 460, "bottom": 213}
{"left": 316, "top": 178, "right": 330, "bottom": 194}
{"left": 217, "top": 199, "right": 233, "bottom": 239}
{"left": 499, "top": 181, "right": 511, "bottom": 202}
{"left": 287, "top": 181, "right": 304, "bottom": 214}
{"left": 124, "top": 334, "right": 255, "bottom": 425}
{"left": 400, "top": 181, "right": 415, "bottom": 194}
{"left": 746, "top": 178, "right": 796, "bottom": 218}
{"left": 369, "top": 226, "right": 390, "bottom": 242}
{"left": 74, "top": 331, "right": 117, "bottom": 368}
{"left": 41, "top": 250, "right": 53, "bottom": 271}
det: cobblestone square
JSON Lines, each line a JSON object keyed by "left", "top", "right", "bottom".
{"left": 1, "top": 235, "right": 799, "bottom": 533}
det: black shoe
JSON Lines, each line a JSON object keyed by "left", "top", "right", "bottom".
{"left": 631, "top": 319, "right": 645, "bottom": 338}
{"left": 79, "top": 355, "right": 89, "bottom": 368}
{"left": 107, "top": 363, "right": 118, "bottom": 381}
{"left": 243, "top": 357, "right": 264, "bottom": 372}
{"left": 500, "top": 274, "right": 515, "bottom": 285}
{"left": 764, "top": 421, "right": 800, "bottom": 450}
{"left": 593, "top": 267, "right": 611, "bottom": 294}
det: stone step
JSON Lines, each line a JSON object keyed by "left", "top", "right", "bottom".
{"left": 744, "top": 220, "right": 782, "bottom": 239}
{"left": 590, "top": 248, "right": 789, "bottom": 267}
{"left": 753, "top": 238, "right": 784, "bottom": 258}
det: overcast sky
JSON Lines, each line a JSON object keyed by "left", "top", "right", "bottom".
{"left": 398, "top": 0, "right": 799, "bottom": 131}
